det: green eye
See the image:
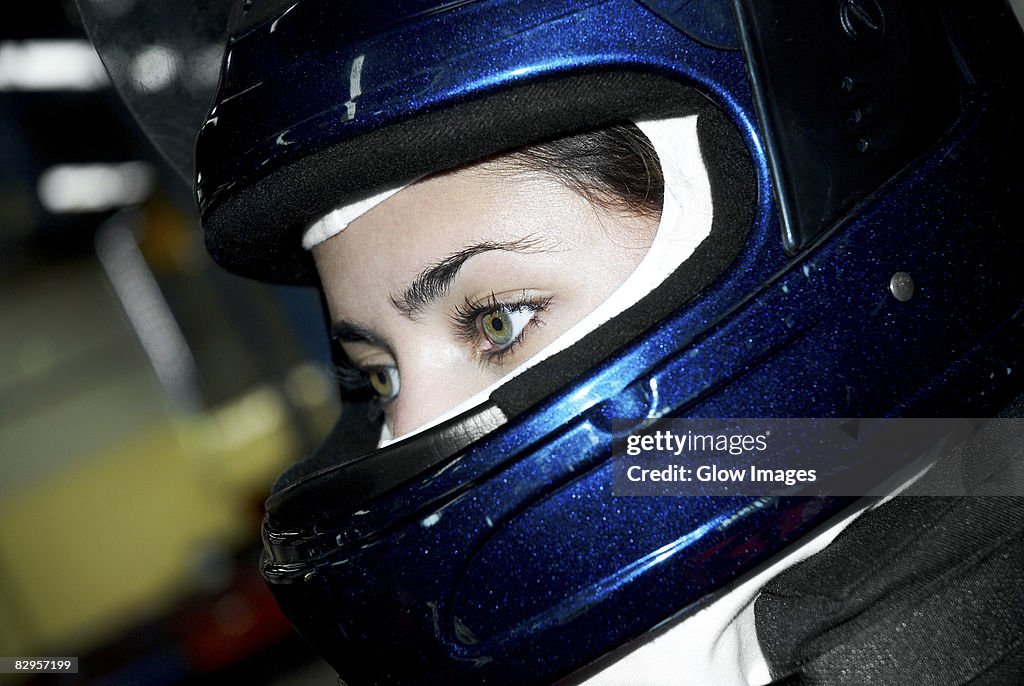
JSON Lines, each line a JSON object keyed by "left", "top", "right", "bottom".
{"left": 481, "top": 309, "right": 515, "bottom": 346}
{"left": 480, "top": 306, "right": 535, "bottom": 350}
{"left": 367, "top": 367, "right": 400, "bottom": 400}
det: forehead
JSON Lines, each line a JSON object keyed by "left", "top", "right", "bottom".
{"left": 312, "top": 166, "right": 588, "bottom": 298}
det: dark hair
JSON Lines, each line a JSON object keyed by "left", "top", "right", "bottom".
{"left": 497, "top": 123, "right": 664, "bottom": 218}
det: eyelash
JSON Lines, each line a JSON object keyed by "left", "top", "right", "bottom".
{"left": 332, "top": 358, "right": 388, "bottom": 420}
{"left": 450, "top": 291, "right": 552, "bottom": 364}
{"left": 331, "top": 292, "right": 552, "bottom": 418}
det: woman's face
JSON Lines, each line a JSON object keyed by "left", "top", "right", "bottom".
{"left": 313, "top": 163, "right": 657, "bottom": 438}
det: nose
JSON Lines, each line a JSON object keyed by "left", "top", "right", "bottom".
{"left": 387, "top": 353, "right": 489, "bottom": 439}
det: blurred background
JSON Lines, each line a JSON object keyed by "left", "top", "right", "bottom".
{"left": 3, "top": 2, "right": 1023, "bottom": 686}
{"left": 1, "top": 2, "right": 341, "bottom": 683}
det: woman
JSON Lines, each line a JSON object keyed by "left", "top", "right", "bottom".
{"left": 115, "top": 0, "right": 1024, "bottom": 683}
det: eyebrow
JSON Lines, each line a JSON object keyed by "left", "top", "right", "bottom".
{"left": 390, "top": 235, "right": 555, "bottom": 317}
{"left": 330, "top": 320, "right": 388, "bottom": 348}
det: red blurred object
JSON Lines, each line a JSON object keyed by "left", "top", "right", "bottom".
{"left": 177, "top": 564, "right": 294, "bottom": 672}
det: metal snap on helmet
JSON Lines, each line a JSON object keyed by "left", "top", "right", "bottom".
{"left": 191, "top": 1, "right": 1024, "bottom": 684}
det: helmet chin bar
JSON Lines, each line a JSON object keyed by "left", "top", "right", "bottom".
{"left": 265, "top": 402, "right": 507, "bottom": 526}
{"left": 196, "top": 0, "right": 1024, "bottom": 684}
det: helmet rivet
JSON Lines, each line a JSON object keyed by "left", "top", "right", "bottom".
{"left": 889, "top": 271, "right": 914, "bottom": 301}
{"left": 839, "top": 0, "right": 886, "bottom": 42}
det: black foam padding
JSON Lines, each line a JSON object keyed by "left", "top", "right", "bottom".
{"left": 271, "top": 396, "right": 381, "bottom": 493}
{"left": 493, "top": 96, "right": 755, "bottom": 416}
{"left": 203, "top": 72, "right": 721, "bottom": 285}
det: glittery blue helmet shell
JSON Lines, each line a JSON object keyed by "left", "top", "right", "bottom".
{"left": 194, "top": 1, "right": 1024, "bottom": 684}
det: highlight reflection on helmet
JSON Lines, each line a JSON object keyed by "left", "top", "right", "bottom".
{"left": 189, "top": 0, "right": 1024, "bottom": 684}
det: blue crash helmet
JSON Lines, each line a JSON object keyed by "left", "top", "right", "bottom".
{"left": 191, "top": 0, "right": 1024, "bottom": 684}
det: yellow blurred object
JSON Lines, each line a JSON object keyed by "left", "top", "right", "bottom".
{"left": 138, "top": 195, "right": 206, "bottom": 274}
{"left": 0, "top": 211, "right": 337, "bottom": 660}
{"left": 181, "top": 385, "right": 296, "bottom": 493}
{"left": 0, "top": 381, "right": 311, "bottom": 658}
